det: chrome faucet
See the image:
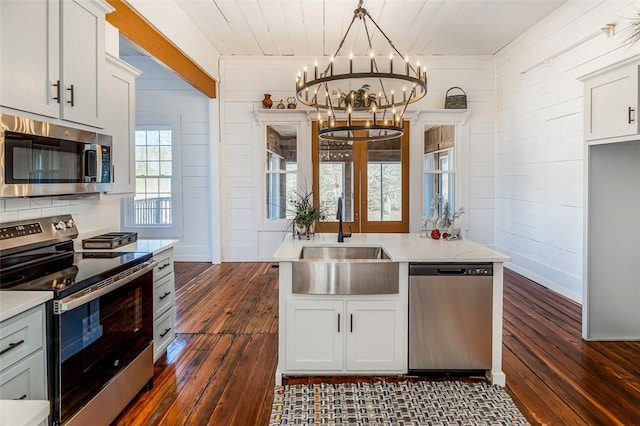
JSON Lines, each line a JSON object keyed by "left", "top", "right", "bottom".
{"left": 336, "top": 196, "right": 352, "bottom": 242}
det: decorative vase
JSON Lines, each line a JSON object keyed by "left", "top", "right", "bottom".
{"left": 295, "top": 223, "right": 308, "bottom": 239}
{"left": 262, "top": 94, "right": 273, "bottom": 109}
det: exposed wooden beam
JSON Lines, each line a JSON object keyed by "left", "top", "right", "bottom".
{"left": 105, "top": 0, "right": 217, "bottom": 98}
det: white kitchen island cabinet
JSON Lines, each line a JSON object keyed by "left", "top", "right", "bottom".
{"left": 275, "top": 233, "right": 509, "bottom": 386}
{"left": 0, "top": 0, "right": 112, "bottom": 128}
{"left": 285, "top": 299, "right": 404, "bottom": 373}
{"left": 581, "top": 55, "right": 640, "bottom": 144}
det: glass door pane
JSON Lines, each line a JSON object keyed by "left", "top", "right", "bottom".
{"left": 366, "top": 139, "right": 402, "bottom": 222}
{"left": 318, "top": 140, "right": 355, "bottom": 223}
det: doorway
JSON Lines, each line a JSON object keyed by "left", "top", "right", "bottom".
{"left": 312, "top": 121, "right": 409, "bottom": 233}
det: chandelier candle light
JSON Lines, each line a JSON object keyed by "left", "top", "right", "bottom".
{"left": 295, "top": 0, "right": 428, "bottom": 142}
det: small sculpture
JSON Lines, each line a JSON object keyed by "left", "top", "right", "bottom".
{"left": 277, "top": 99, "right": 285, "bottom": 109}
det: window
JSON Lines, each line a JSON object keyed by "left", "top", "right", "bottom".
{"left": 133, "top": 128, "right": 173, "bottom": 225}
{"left": 122, "top": 114, "right": 182, "bottom": 238}
{"left": 423, "top": 125, "right": 456, "bottom": 217}
{"left": 265, "top": 125, "right": 298, "bottom": 220}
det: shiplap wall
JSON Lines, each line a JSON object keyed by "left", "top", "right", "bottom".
{"left": 220, "top": 55, "right": 496, "bottom": 261}
{"left": 123, "top": 56, "right": 212, "bottom": 262}
{"left": 494, "top": 0, "right": 640, "bottom": 302}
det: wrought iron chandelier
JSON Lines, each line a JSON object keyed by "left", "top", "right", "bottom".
{"left": 295, "top": 0, "right": 428, "bottom": 142}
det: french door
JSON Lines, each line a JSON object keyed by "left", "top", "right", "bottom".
{"left": 312, "top": 120, "right": 409, "bottom": 233}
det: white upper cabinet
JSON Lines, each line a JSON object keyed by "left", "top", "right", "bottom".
{"left": 0, "top": 0, "right": 112, "bottom": 128}
{"left": 104, "top": 55, "right": 140, "bottom": 195}
{"left": 581, "top": 56, "right": 640, "bottom": 143}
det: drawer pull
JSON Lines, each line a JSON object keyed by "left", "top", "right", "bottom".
{"left": 14, "top": 394, "right": 27, "bottom": 400}
{"left": 0, "top": 339, "right": 25, "bottom": 356}
{"left": 159, "top": 328, "right": 172, "bottom": 338}
{"left": 66, "top": 84, "right": 75, "bottom": 106}
{"left": 52, "top": 80, "right": 61, "bottom": 103}
{"left": 337, "top": 314, "right": 340, "bottom": 333}
{"left": 158, "top": 262, "right": 170, "bottom": 270}
{"left": 629, "top": 107, "right": 636, "bottom": 124}
{"left": 159, "top": 291, "right": 172, "bottom": 300}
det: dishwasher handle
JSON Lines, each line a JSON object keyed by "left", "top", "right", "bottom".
{"left": 409, "top": 263, "right": 493, "bottom": 276}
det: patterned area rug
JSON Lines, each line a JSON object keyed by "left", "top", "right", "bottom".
{"left": 270, "top": 381, "right": 529, "bottom": 425}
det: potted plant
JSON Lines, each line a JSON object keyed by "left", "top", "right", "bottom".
{"left": 338, "top": 84, "right": 377, "bottom": 108}
{"left": 288, "top": 187, "right": 327, "bottom": 239}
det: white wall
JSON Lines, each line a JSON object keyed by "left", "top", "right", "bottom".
{"left": 123, "top": 55, "right": 213, "bottom": 262}
{"left": 220, "top": 55, "right": 496, "bottom": 261}
{"left": 494, "top": 0, "right": 640, "bottom": 302}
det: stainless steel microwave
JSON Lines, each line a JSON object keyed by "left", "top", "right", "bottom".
{"left": 0, "top": 113, "right": 112, "bottom": 197}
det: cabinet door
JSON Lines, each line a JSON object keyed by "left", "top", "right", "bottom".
{"left": 60, "top": 0, "right": 106, "bottom": 127}
{"left": 105, "top": 57, "right": 138, "bottom": 195}
{"left": 585, "top": 63, "right": 639, "bottom": 141}
{"left": 285, "top": 299, "right": 343, "bottom": 371}
{"left": 0, "top": 350, "right": 47, "bottom": 400}
{"left": 0, "top": 0, "right": 60, "bottom": 118}
{"left": 346, "top": 300, "right": 404, "bottom": 371}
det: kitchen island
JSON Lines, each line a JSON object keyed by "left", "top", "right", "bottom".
{"left": 274, "top": 233, "right": 510, "bottom": 386}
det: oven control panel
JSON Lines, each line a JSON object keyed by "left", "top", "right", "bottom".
{"left": 0, "top": 223, "right": 43, "bottom": 240}
{"left": 0, "top": 214, "right": 79, "bottom": 252}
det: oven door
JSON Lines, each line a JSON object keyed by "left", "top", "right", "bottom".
{"left": 52, "top": 263, "right": 155, "bottom": 425}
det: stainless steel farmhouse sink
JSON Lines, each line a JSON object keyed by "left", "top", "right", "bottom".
{"left": 293, "top": 246, "right": 399, "bottom": 294}
{"left": 299, "top": 246, "right": 390, "bottom": 260}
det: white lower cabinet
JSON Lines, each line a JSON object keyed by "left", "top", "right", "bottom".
{"left": 153, "top": 247, "right": 176, "bottom": 362}
{"left": 346, "top": 300, "right": 404, "bottom": 371}
{"left": 0, "top": 304, "right": 47, "bottom": 403}
{"left": 285, "top": 298, "right": 404, "bottom": 373}
{"left": 285, "top": 300, "right": 343, "bottom": 370}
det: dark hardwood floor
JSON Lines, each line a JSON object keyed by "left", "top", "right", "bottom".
{"left": 113, "top": 263, "right": 640, "bottom": 425}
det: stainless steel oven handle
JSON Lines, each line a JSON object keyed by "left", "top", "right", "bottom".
{"left": 54, "top": 260, "right": 157, "bottom": 314}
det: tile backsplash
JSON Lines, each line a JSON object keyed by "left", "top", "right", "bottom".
{"left": 0, "top": 197, "right": 121, "bottom": 234}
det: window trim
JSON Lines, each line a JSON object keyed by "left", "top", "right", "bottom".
{"left": 122, "top": 113, "right": 183, "bottom": 238}
{"left": 255, "top": 110, "right": 311, "bottom": 232}
{"left": 409, "top": 110, "right": 470, "bottom": 233}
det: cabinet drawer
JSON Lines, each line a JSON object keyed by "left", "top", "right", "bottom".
{"left": 0, "top": 306, "right": 44, "bottom": 370}
{"left": 0, "top": 349, "right": 47, "bottom": 400}
{"left": 153, "top": 307, "right": 175, "bottom": 362}
{"left": 153, "top": 249, "right": 174, "bottom": 280}
{"left": 154, "top": 272, "right": 175, "bottom": 318}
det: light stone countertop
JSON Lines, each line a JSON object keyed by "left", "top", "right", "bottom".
{"left": 0, "top": 291, "right": 52, "bottom": 323}
{"left": 73, "top": 232, "right": 178, "bottom": 255}
{"left": 0, "top": 400, "right": 49, "bottom": 426}
{"left": 274, "top": 233, "right": 510, "bottom": 263}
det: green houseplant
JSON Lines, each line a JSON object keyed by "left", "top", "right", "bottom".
{"left": 338, "top": 84, "right": 378, "bottom": 108}
{"left": 288, "top": 187, "right": 326, "bottom": 239}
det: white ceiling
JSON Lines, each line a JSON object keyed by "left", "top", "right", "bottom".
{"left": 171, "top": 0, "right": 567, "bottom": 57}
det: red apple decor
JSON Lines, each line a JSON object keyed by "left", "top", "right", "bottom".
{"left": 430, "top": 229, "right": 441, "bottom": 239}
{"left": 442, "top": 232, "right": 449, "bottom": 239}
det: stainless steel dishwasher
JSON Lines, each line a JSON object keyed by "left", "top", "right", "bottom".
{"left": 408, "top": 263, "right": 493, "bottom": 373}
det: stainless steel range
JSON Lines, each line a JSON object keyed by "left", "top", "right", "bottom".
{"left": 0, "top": 215, "right": 156, "bottom": 426}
